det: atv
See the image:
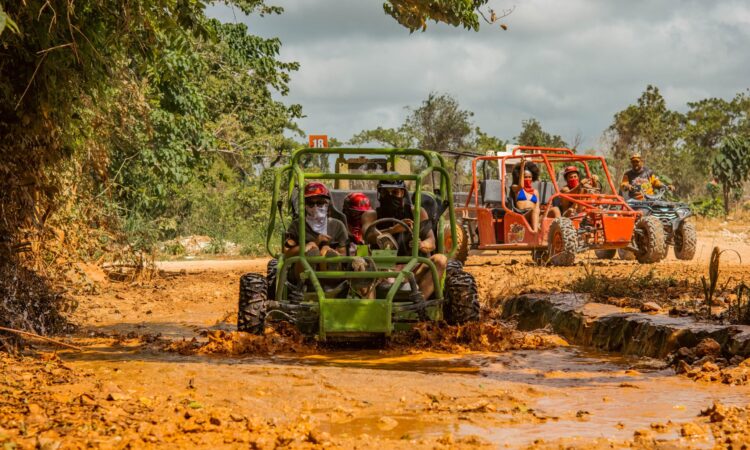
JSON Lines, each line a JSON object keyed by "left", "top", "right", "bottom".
{"left": 237, "top": 147, "right": 480, "bottom": 342}
{"left": 455, "top": 146, "right": 667, "bottom": 266}
{"left": 619, "top": 185, "right": 697, "bottom": 260}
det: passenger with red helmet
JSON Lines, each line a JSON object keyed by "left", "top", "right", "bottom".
{"left": 342, "top": 192, "right": 371, "bottom": 246}
{"left": 559, "top": 165, "right": 601, "bottom": 216}
{"left": 284, "top": 183, "right": 348, "bottom": 273}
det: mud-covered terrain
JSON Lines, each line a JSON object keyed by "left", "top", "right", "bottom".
{"left": 3, "top": 229, "right": 750, "bottom": 448}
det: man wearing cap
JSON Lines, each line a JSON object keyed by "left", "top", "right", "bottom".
{"left": 360, "top": 175, "right": 446, "bottom": 300}
{"left": 284, "top": 183, "right": 348, "bottom": 275}
{"left": 620, "top": 153, "right": 670, "bottom": 200}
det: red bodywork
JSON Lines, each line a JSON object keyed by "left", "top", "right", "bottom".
{"left": 457, "top": 146, "right": 640, "bottom": 251}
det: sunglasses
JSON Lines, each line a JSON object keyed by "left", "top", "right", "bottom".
{"left": 306, "top": 199, "right": 328, "bottom": 207}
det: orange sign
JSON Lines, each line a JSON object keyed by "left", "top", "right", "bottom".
{"left": 308, "top": 135, "right": 328, "bottom": 148}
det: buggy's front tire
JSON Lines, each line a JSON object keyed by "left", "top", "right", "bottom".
{"left": 548, "top": 218, "right": 578, "bottom": 266}
{"left": 444, "top": 268, "right": 480, "bottom": 325}
{"left": 238, "top": 273, "right": 268, "bottom": 334}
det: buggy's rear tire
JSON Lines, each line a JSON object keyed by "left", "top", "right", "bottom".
{"left": 635, "top": 216, "right": 666, "bottom": 264}
{"left": 548, "top": 218, "right": 578, "bottom": 266}
{"left": 445, "top": 222, "right": 469, "bottom": 264}
{"left": 266, "top": 258, "right": 278, "bottom": 300}
{"left": 674, "top": 221, "right": 697, "bottom": 260}
{"left": 594, "top": 249, "right": 617, "bottom": 260}
{"left": 618, "top": 248, "right": 636, "bottom": 260}
{"left": 238, "top": 273, "right": 268, "bottom": 334}
{"left": 444, "top": 269, "right": 480, "bottom": 325}
{"left": 531, "top": 249, "right": 549, "bottom": 265}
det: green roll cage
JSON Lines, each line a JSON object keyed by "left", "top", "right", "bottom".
{"left": 264, "top": 147, "right": 459, "bottom": 310}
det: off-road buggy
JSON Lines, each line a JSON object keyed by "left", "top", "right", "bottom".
{"left": 619, "top": 185, "right": 697, "bottom": 261}
{"left": 455, "top": 146, "right": 667, "bottom": 266}
{"left": 237, "top": 147, "right": 479, "bottom": 342}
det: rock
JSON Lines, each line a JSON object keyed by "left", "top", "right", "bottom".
{"left": 680, "top": 422, "right": 706, "bottom": 437}
{"left": 695, "top": 338, "right": 721, "bottom": 358}
{"left": 729, "top": 355, "right": 745, "bottom": 366}
{"left": 702, "top": 361, "right": 720, "bottom": 372}
{"left": 377, "top": 416, "right": 398, "bottom": 431}
{"left": 676, "top": 347, "right": 696, "bottom": 364}
{"left": 640, "top": 302, "right": 661, "bottom": 313}
{"left": 675, "top": 360, "right": 692, "bottom": 375}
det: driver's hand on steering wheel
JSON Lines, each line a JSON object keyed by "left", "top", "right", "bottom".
{"left": 390, "top": 219, "right": 413, "bottom": 234}
{"left": 622, "top": 182, "right": 632, "bottom": 191}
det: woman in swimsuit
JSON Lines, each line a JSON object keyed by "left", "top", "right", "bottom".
{"left": 510, "top": 159, "right": 542, "bottom": 231}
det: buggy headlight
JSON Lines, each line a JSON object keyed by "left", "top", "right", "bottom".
{"left": 676, "top": 208, "right": 690, "bottom": 218}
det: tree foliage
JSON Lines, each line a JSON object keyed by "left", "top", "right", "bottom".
{"left": 515, "top": 118, "right": 567, "bottom": 149}
{"left": 606, "top": 86, "right": 750, "bottom": 211}
{"left": 383, "top": 0, "right": 511, "bottom": 32}
{"left": 0, "top": 1, "right": 300, "bottom": 262}
{"left": 712, "top": 137, "right": 750, "bottom": 215}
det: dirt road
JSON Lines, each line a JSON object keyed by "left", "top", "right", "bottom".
{"left": 3, "top": 230, "right": 750, "bottom": 448}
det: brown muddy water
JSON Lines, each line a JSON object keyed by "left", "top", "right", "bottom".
{"left": 62, "top": 345, "right": 750, "bottom": 448}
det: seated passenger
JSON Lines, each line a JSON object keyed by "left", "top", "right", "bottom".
{"left": 284, "top": 183, "right": 348, "bottom": 276}
{"left": 510, "top": 159, "right": 542, "bottom": 231}
{"left": 559, "top": 166, "right": 601, "bottom": 216}
{"left": 361, "top": 175, "right": 447, "bottom": 300}
{"left": 343, "top": 191, "right": 371, "bottom": 254}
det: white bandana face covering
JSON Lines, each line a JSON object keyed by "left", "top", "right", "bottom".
{"left": 305, "top": 204, "right": 328, "bottom": 235}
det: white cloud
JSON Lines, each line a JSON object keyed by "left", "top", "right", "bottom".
{"left": 207, "top": 0, "right": 750, "bottom": 149}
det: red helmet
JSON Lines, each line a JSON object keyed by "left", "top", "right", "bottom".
{"left": 563, "top": 166, "right": 580, "bottom": 178}
{"left": 343, "top": 192, "right": 371, "bottom": 212}
{"left": 303, "top": 182, "right": 330, "bottom": 199}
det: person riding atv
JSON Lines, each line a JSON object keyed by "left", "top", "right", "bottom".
{"left": 361, "top": 175, "right": 447, "bottom": 300}
{"left": 620, "top": 153, "right": 672, "bottom": 200}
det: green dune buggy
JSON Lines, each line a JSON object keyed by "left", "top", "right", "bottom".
{"left": 237, "top": 147, "right": 480, "bottom": 342}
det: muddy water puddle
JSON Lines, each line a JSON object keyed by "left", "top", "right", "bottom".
{"left": 63, "top": 345, "right": 750, "bottom": 447}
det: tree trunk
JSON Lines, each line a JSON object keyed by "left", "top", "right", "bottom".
{"left": 723, "top": 185, "right": 730, "bottom": 216}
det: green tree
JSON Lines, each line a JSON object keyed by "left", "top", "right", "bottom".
{"left": 515, "top": 118, "right": 567, "bottom": 148}
{"left": 712, "top": 137, "right": 750, "bottom": 216}
{"left": 383, "top": 0, "right": 512, "bottom": 32}
{"left": 349, "top": 126, "right": 417, "bottom": 148}
{"left": 604, "top": 85, "right": 683, "bottom": 191}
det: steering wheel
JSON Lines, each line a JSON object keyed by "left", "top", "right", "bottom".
{"left": 363, "top": 218, "right": 415, "bottom": 250}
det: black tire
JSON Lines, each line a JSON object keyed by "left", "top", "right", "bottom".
{"left": 266, "top": 258, "right": 278, "bottom": 300}
{"left": 595, "top": 249, "right": 617, "bottom": 260}
{"left": 446, "top": 258, "right": 464, "bottom": 273}
{"left": 548, "top": 217, "right": 578, "bottom": 266}
{"left": 238, "top": 273, "right": 268, "bottom": 334}
{"left": 635, "top": 216, "right": 666, "bottom": 264}
{"left": 444, "top": 269, "right": 480, "bottom": 325}
{"left": 618, "top": 248, "right": 636, "bottom": 260}
{"left": 674, "top": 221, "right": 697, "bottom": 261}
{"left": 531, "top": 249, "right": 549, "bottom": 265}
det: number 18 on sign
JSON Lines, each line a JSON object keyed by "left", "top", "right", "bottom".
{"left": 309, "top": 135, "right": 328, "bottom": 148}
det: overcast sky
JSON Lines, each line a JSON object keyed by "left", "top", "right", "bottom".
{"left": 207, "top": 0, "right": 750, "bottom": 150}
